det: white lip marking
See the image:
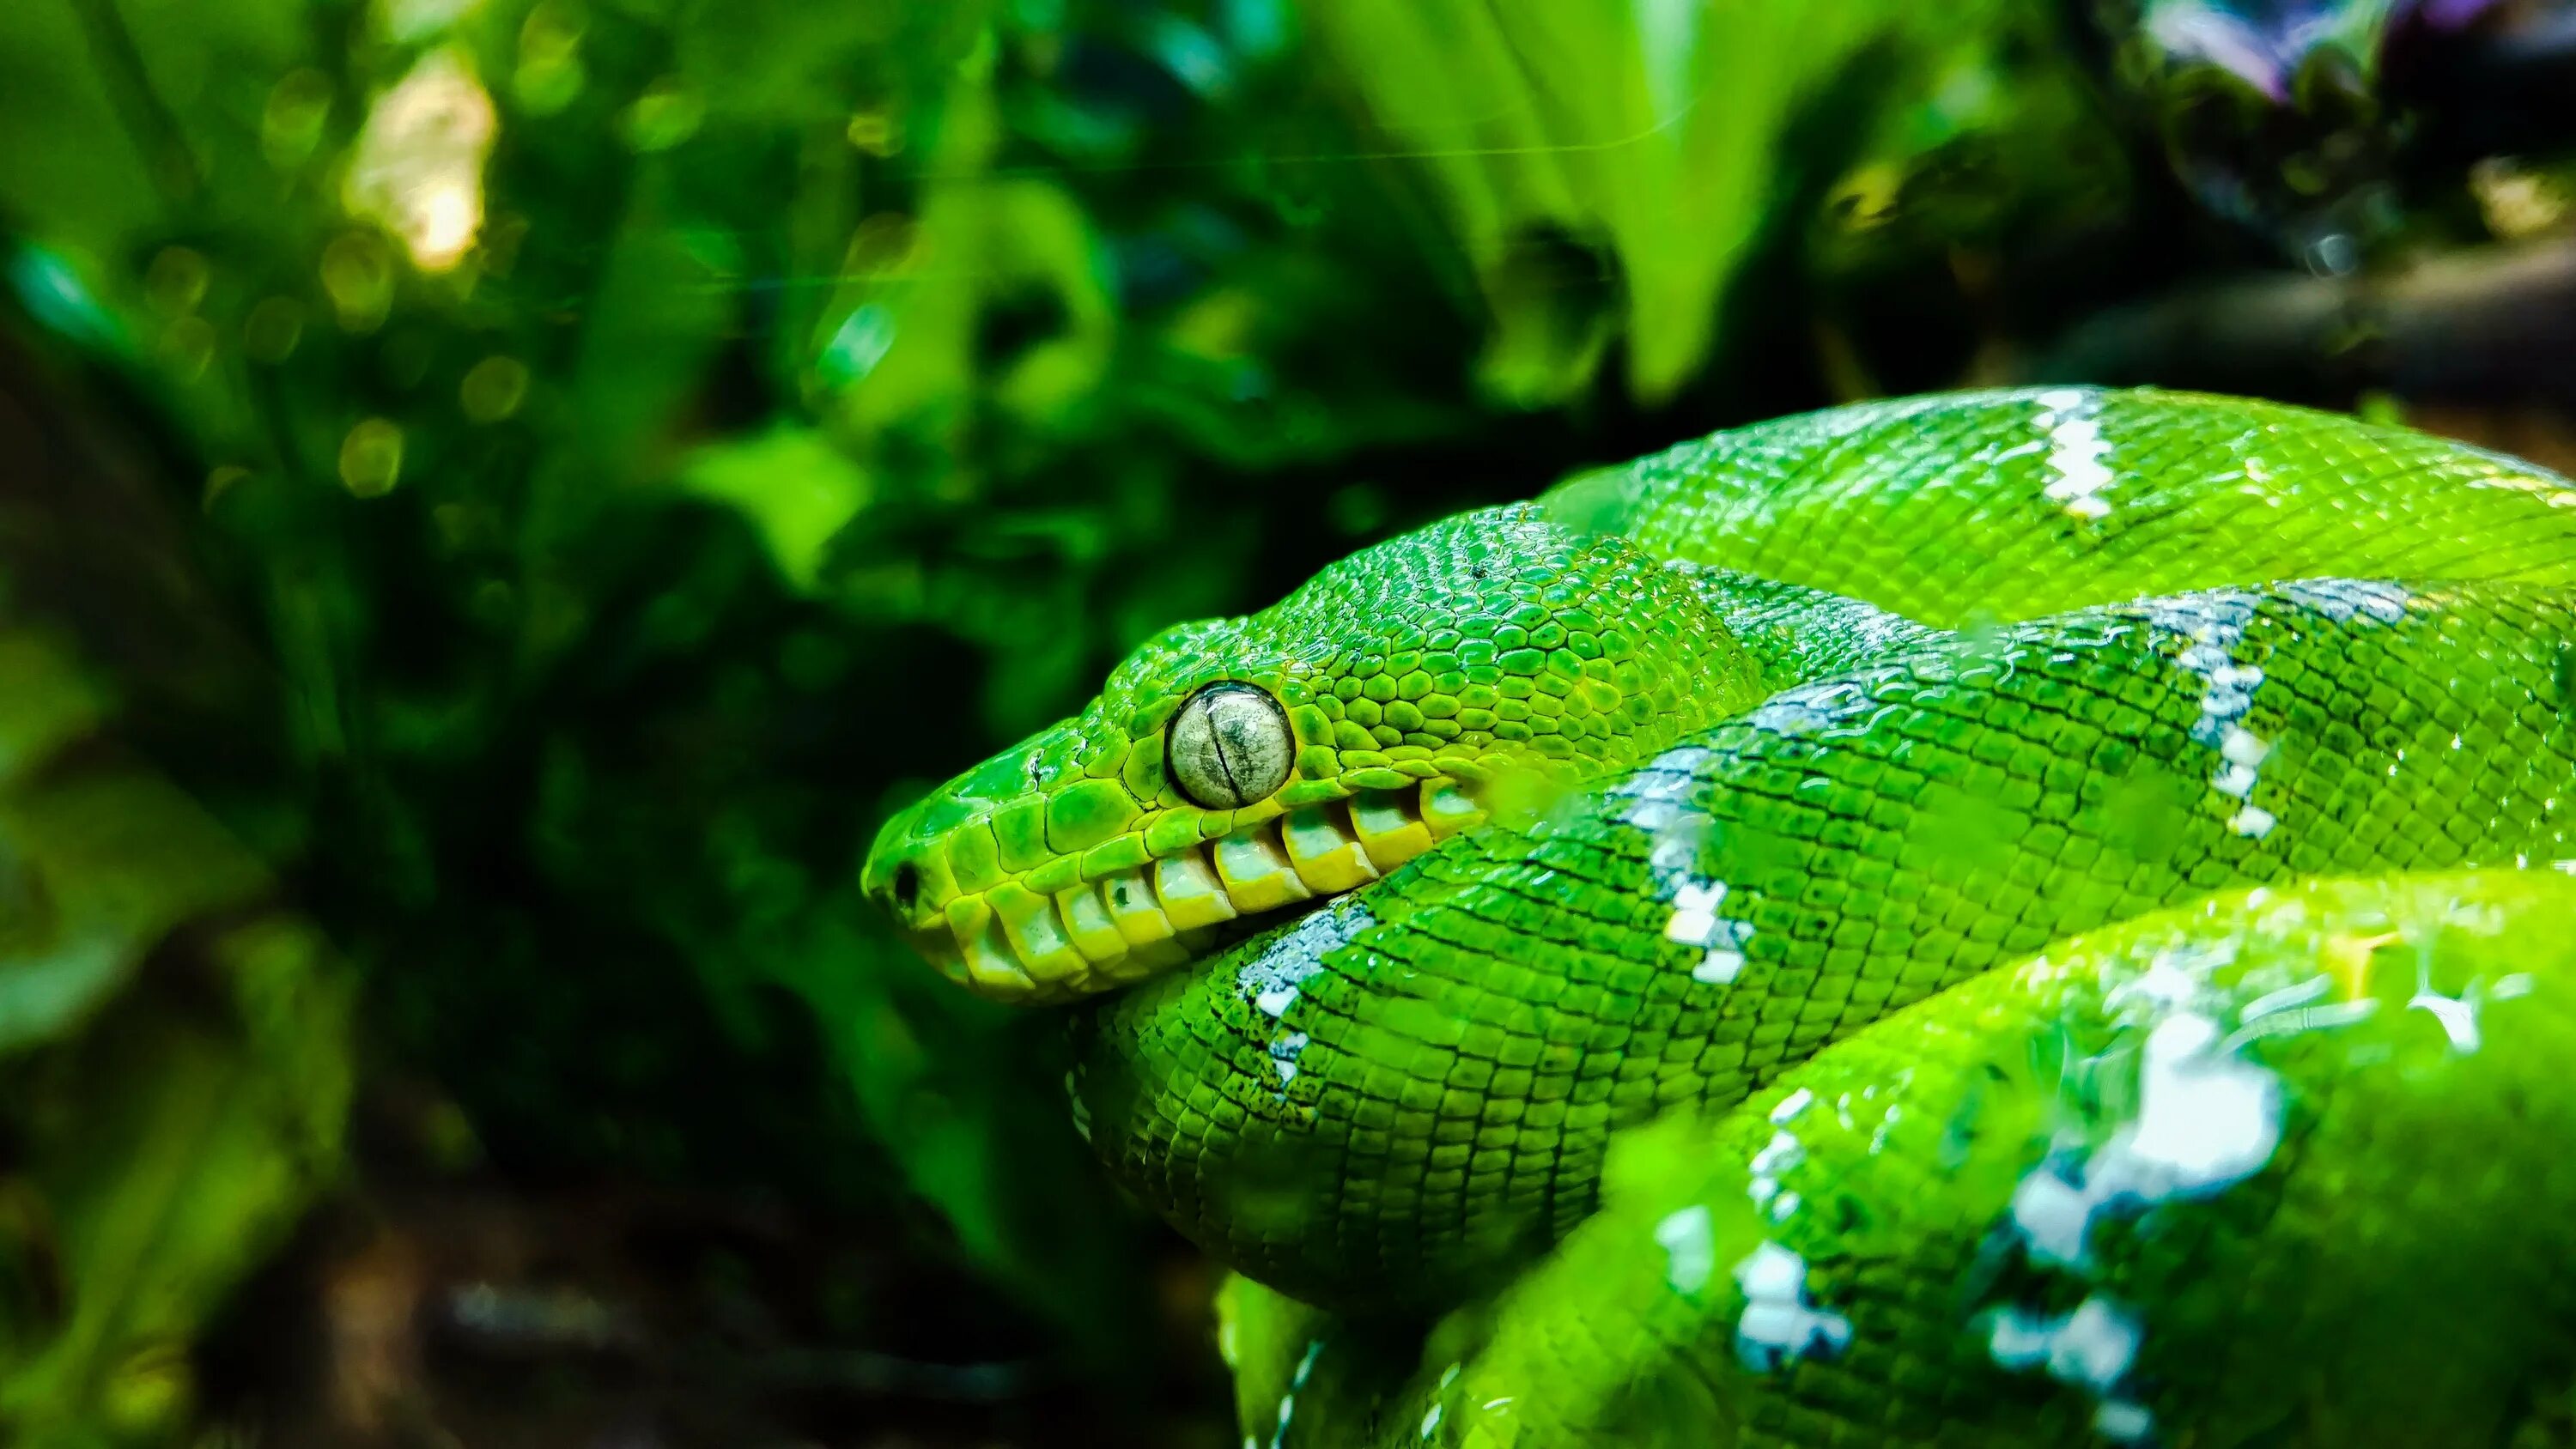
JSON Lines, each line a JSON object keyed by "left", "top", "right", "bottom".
{"left": 994, "top": 896, "right": 1084, "bottom": 984}
{"left": 1281, "top": 803, "right": 1381, "bottom": 894}
{"left": 1102, "top": 869, "right": 1179, "bottom": 947}
{"left": 1350, "top": 788, "right": 1435, "bottom": 870}
{"left": 1215, "top": 825, "right": 1315, "bottom": 912}
{"left": 946, "top": 779, "right": 1463, "bottom": 997}
{"left": 1420, "top": 782, "right": 1484, "bottom": 838}
{"left": 1153, "top": 849, "right": 1239, "bottom": 931}
{"left": 963, "top": 917, "right": 1036, "bottom": 998}
{"left": 1055, "top": 884, "right": 1128, "bottom": 962}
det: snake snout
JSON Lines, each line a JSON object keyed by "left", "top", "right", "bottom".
{"left": 866, "top": 773, "right": 1489, "bottom": 1003}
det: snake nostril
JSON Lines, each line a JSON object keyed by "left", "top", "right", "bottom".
{"left": 892, "top": 863, "right": 921, "bottom": 911}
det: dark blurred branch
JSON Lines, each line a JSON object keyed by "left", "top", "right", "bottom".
{"left": 2391, "top": 3, "right": 2576, "bottom": 166}
{"left": 2027, "top": 238, "right": 2576, "bottom": 409}
{"left": 0, "top": 293, "right": 280, "bottom": 779}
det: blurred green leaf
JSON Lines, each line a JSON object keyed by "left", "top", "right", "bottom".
{"left": 0, "top": 614, "right": 349, "bottom": 1446}
{"left": 1301, "top": 0, "right": 2092, "bottom": 406}
{"left": 1, "top": 929, "right": 351, "bottom": 1446}
{"left": 679, "top": 426, "right": 874, "bottom": 588}
{"left": 0, "top": 633, "right": 269, "bottom": 1056}
{"left": 761, "top": 901, "right": 1155, "bottom": 1347}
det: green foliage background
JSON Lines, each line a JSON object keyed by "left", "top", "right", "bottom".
{"left": 0, "top": 0, "right": 2558, "bottom": 1442}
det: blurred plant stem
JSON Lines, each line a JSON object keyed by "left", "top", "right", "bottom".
{"left": 63, "top": 0, "right": 203, "bottom": 208}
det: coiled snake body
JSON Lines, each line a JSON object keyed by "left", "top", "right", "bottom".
{"left": 866, "top": 389, "right": 2576, "bottom": 1446}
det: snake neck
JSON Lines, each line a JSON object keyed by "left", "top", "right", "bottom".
{"left": 1669, "top": 565, "right": 1949, "bottom": 692}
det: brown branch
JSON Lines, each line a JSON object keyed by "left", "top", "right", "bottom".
{"left": 2026, "top": 238, "right": 2576, "bottom": 412}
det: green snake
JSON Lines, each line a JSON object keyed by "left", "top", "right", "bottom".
{"left": 863, "top": 388, "right": 2576, "bottom": 1446}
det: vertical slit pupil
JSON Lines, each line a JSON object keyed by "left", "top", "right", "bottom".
{"left": 1172, "top": 682, "right": 1291, "bottom": 809}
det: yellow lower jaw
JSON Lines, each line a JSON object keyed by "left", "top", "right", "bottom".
{"left": 1283, "top": 806, "right": 1378, "bottom": 893}
{"left": 924, "top": 779, "right": 1484, "bottom": 1002}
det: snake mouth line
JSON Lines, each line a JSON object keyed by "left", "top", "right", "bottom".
{"left": 909, "top": 779, "right": 1486, "bottom": 1002}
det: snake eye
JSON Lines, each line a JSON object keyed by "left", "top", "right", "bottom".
{"left": 1166, "top": 682, "right": 1293, "bottom": 809}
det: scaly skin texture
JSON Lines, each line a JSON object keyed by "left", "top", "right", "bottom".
{"left": 866, "top": 509, "right": 1765, "bottom": 1000}
{"left": 864, "top": 387, "right": 2576, "bottom": 1444}
{"left": 1224, "top": 873, "right": 2576, "bottom": 1447}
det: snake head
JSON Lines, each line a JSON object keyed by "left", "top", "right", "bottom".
{"left": 863, "top": 503, "right": 1753, "bottom": 1001}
